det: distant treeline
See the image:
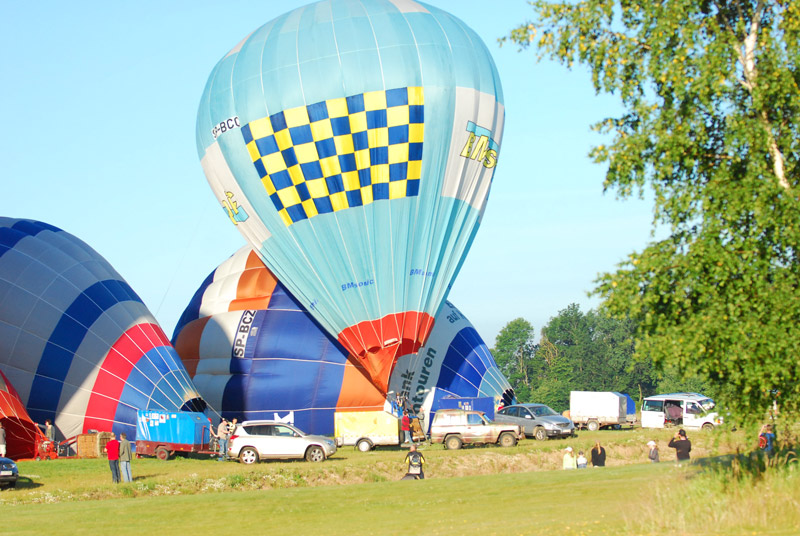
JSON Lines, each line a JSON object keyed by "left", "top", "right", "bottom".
{"left": 491, "top": 304, "right": 729, "bottom": 413}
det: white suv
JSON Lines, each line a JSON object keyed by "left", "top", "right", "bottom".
{"left": 228, "top": 421, "right": 336, "bottom": 463}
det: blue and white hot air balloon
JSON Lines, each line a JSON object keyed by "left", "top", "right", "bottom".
{"left": 196, "top": 0, "right": 504, "bottom": 393}
{"left": 0, "top": 218, "right": 204, "bottom": 442}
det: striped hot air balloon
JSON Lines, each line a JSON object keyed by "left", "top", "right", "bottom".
{"left": 0, "top": 218, "right": 205, "bottom": 443}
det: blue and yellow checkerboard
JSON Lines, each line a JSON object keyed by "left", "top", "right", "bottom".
{"left": 241, "top": 87, "right": 424, "bottom": 227}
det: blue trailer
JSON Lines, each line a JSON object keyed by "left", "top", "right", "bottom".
{"left": 135, "top": 410, "right": 216, "bottom": 460}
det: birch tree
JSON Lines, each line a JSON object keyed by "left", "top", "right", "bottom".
{"left": 505, "top": 1, "right": 800, "bottom": 420}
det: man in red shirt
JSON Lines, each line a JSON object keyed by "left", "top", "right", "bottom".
{"left": 401, "top": 411, "right": 412, "bottom": 444}
{"left": 103, "top": 433, "right": 121, "bottom": 484}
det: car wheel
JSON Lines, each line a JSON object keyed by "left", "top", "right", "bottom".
{"left": 155, "top": 446, "right": 171, "bottom": 461}
{"left": 356, "top": 439, "right": 373, "bottom": 452}
{"left": 498, "top": 432, "right": 517, "bottom": 447}
{"left": 445, "top": 435, "right": 463, "bottom": 450}
{"left": 534, "top": 427, "right": 548, "bottom": 441}
{"left": 587, "top": 420, "right": 600, "bottom": 432}
{"left": 702, "top": 423, "right": 715, "bottom": 431}
{"left": 239, "top": 447, "right": 259, "bottom": 465}
{"left": 305, "top": 445, "right": 326, "bottom": 462}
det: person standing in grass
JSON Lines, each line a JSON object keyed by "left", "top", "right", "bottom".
{"left": 119, "top": 432, "right": 133, "bottom": 482}
{"left": 759, "top": 424, "right": 776, "bottom": 457}
{"left": 591, "top": 441, "right": 606, "bottom": 467}
{"left": 647, "top": 440, "right": 660, "bottom": 463}
{"left": 103, "top": 433, "right": 121, "bottom": 484}
{"left": 215, "top": 419, "right": 230, "bottom": 461}
{"left": 401, "top": 411, "right": 412, "bottom": 444}
{"left": 563, "top": 446, "right": 577, "bottom": 469}
{"left": 668, "top": 429, "right": 691, "bottom": 463}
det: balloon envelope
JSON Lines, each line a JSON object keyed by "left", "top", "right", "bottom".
{"left": 196, "top": 0, "right": 504, "bottom": 392}
{"left": 0, "top": 218, "right": 205, "bottom": 442}
{"left": 0, "top": 369, "right": 45, "bottom": 460}
{"left": 173, "top": 246, "right": 513, "bottom": 435}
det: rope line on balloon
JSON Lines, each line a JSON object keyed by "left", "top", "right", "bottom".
{"left": 152, "top": 190, "right": 220, "bottom": 328}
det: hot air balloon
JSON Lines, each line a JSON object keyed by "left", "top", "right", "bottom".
{"left": 172, "top": 246, "right": 513, "bottom": 435}
{"left": 0, "top": 369, "right": 46, "bottom": 460}
{"left": 196, "top": 0, "right": 504, "bottom": 393}
{"left": 0, "top": 218, "right": 205, "bottom": 443}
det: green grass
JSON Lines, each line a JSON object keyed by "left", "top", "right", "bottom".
{"left": 2, "top": 428, "right": 797, "bottom": 535}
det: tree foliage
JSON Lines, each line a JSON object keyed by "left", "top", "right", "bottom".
{"left": 504, "top": 1, "right": 800, "bottom": 420}
{"left": 491, "top": 318, "right": 537, "bottom": 402}
{"left": 533, "top": 304, "right": 658, "bottom": 410}
{"left": 493, "top": 306, "right": 660, "bottom": 412}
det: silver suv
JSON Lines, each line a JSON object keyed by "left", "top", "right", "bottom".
{"left": 494, "top": 404, "right": 575, "bottom": 440}
{"left": 228, "top": 421, "right": 336, "bottom": 463}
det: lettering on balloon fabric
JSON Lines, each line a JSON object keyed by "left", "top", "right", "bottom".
{"left": 212, "top": 117, "right": 241, "bottom": 139}
{"left": 412, "top": 347, "right": 437, "bottom": 412}
{"left": 232, "top": 310, "right": 256, "bottom": 358}
{"left": 241, "top": 87, "right": 424, "bottom": 226}
{"left": 459, "top": 121, "right": 498, "bottom": 168}
{"left": 340, "top": 279, "right": 375, "bottom": 292}
{"left": 409, "top": 268, "right": 434, "bottom": 277}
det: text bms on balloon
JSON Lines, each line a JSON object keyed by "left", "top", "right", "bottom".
{"left": 195, "top": 0, "right": 504, "bottom": 394}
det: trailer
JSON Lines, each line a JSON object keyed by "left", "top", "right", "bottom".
{"left": 334, "top": 410, "right": 424, "bottom": 451}
{"left": 569, "top": 391, "right": 628, "bottom": 431}
{"left": 135, "top": 410, "right": 217, "bottom": 460}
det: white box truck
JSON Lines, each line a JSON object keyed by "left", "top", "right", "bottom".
{"left": 569, "top": 391, "right": 628, "bottom": 431}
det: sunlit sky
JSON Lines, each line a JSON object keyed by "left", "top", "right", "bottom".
{"left": 2, "top": 1, "right": 654, "bottom": 345}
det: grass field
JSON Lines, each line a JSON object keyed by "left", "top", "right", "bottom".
{"left": 2, "top": 427, "right": 798, "bottom": 535}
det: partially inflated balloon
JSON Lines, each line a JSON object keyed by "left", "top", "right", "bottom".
{"left": 0, "top": 369, "right": 45, "bottom": 460}
{"left": 196, "top": 0, "right": 504, "bottom": 392}
{"left": 0, "top": 218, "right": 205, "bottom": 442}
{"left": 172, "top": 246, "right": 513, "bottom": 434}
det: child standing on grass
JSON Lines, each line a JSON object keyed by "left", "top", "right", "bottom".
{"left": 563, "top": 447, "right": 577, "bottom": 470}
{"left": 647, "top": 440, "right": 659, "bottom": 462}
{"left": 577, "top": 450, "right": 588, "bottom": 468}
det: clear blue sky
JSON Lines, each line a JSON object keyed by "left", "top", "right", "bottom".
{"left": 1, "top": 1, "right": 654, "bottom": 345}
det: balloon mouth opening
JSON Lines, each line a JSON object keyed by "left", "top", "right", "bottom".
{"left": 181, "top": 397, "right": 208, "bottom": 413}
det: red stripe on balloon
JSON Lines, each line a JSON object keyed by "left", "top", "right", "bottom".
{"left": 82, "top": 323, "right": 171, "bottom": 433}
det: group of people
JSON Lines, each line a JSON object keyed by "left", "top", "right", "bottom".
{"left": 562, "top": 442, "right": 607, "bottom": 469}
{"left": 102, "top": 432, "right": 133, "bottom": 483}
{"left": 560, "top": 432, "right": 692, "bottom": 469}
{"left": 210, "top": 417, "right": 238, "bottom": 461}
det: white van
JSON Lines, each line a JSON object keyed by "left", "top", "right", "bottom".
{"left": 641, "top": 393, "right": 723, "bottom": 430}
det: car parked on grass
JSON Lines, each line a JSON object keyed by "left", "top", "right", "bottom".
{"left": 0, "top": 457, "right": 19, "bottom": 490}
{"left": 228, "top": 420, "right": 336, "bottom": 464}
{"left": 494, "top": 403, "right": 575, "bottom": 441}
{"left": 429, "top": 408, "right": 522, "bottom": 450}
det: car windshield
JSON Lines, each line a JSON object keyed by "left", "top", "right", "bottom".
{"left": 531, "top": 405, "right": 557, "bottom": 417}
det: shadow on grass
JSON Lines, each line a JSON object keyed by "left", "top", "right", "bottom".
{"left": 692, "top": 444, "right": 798, "bottom": 481}
{"left": 6, "top": 476, "right": 42, "bottom": 491}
